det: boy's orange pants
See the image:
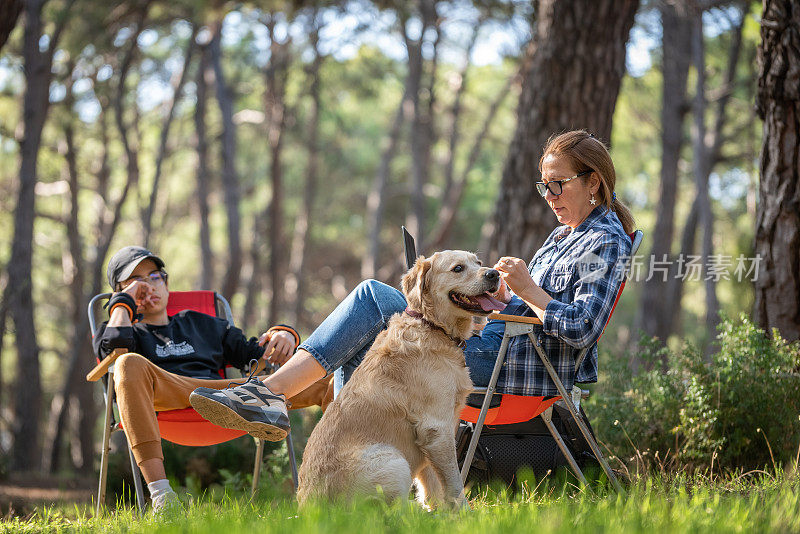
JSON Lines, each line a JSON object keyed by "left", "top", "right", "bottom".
{"left": 112, "top": 352, "right": 333, "bottom": 466}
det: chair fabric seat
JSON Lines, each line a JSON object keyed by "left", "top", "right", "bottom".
{"left": 117, "top": 408, "right": 248, "bottom": 447}
{"left": 460, "top": 395, "right": 559, "bottom": 425}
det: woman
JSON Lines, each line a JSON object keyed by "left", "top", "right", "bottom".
{"left": 190, "top": 130, "right": 636, "bottom": 439}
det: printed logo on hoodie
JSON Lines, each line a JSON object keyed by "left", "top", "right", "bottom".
{"left": 155, "top": 341, "right": 195, "bottom": 358}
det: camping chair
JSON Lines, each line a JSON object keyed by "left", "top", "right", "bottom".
{"left": 87, "top": 290, "right": 299, "bottom": 514}
{"left": 458, "top": 229, "right": 644, "bottom": 492}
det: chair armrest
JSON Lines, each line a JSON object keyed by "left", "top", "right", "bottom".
{"left": 86, "top": 348, "right": 127, "bottom": 382}
{"left": 488, "top": 312, "right": 542, "bottom": 325}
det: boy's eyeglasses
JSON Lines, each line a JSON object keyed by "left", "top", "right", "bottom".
{"left": 121, "top": 271, "right": 168, "bottom": 289}
{"left": 535, "top": 170, "right": 592, "bottom": 197}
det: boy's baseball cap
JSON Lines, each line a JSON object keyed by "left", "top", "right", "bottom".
{"left": 107, "top": 246, "right": 165, "bottom": 288}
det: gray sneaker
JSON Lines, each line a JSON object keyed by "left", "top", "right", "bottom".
{"left": 190, "top": 378, "right": 290, "bottom": 441}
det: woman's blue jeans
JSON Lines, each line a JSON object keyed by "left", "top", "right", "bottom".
{"left": 298, "top": 279, "right": 507, "bottom": 397}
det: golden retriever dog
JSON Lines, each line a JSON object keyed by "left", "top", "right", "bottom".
{"left": 297, "top": 250, "right": 506, "bottom": 508}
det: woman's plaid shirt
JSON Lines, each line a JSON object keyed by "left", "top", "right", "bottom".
{"left": 493, "top": 205, "right": 633, "bottom": 396}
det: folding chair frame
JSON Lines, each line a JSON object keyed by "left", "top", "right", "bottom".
{"left": 89, "top": 292, "right": 299, "bottom": 515}
{"left": 459, "top": 230, "right": 643, "bottom": 493}
{"left": 458, "top": 317, "right": 621, "bottom": 491}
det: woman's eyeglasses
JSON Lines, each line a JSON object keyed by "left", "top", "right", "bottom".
{"left": 535, "top": 170, "right": 592, "bottom": 197}
{"left": 121, "top": 271, "right": 168, "bottom": 289}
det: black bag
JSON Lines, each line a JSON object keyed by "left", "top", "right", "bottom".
{"left": 456, "top": 394, "right": 601, "bottom": 486}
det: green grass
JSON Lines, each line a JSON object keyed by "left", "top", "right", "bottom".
{"left": 4, "top": 472, "right": 800, "bottom": 533}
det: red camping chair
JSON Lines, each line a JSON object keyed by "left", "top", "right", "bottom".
{"left": 88, "top": 290, "right": 298, "bottom": 514}
{"left": 459, "top": 229, "right": 644, "bottom": 490}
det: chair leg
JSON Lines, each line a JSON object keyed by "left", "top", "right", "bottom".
{"left": 286, "top": 430, "right": 298, "bottom": 493}
{"left": 541, "top": 406, "right": 587, "bottom": 485}
{"left": 528, "top": 332, "right": 625, "bottom": 494}
{"left": 96, "top": 376, "right": 116, "bottom": 516}
{"left": 460, "top": 331, "right": 514, "bottom": 485}
{"left": 128, "top": 444, "right": 147, "bottom": 513}
{"left": 251, "top": 437, "right": 264, "bottom": 497}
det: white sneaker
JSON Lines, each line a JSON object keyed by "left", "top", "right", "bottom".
{"left": 151, "top": 490, "right": 180, "bottom": 515}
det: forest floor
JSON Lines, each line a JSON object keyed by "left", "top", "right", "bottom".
{"left": 0, "top": 475, "right": 94, "bottom": 519}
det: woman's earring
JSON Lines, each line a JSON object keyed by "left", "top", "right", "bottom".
{"left": 589, "top": 194, "right": 597, "bottom": 206}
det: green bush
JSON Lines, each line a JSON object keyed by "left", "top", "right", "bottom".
{"left": 591, "top": 313, "right": 800, "bottom": 472}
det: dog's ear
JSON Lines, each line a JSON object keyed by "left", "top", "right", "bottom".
{"left": 401, "top": 255, "right": 432, "bottom": 309}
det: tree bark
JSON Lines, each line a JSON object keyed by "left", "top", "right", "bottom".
{"left": 210, "top": 19, "right": 243, "bottom": 301}
{"left": 113, "top": 6, "right": 148, "bottom": 240}
{"left": 5, "top": 0, "right": 74, "bottom": 472}
{"left": 142, "top": 25, "right": 197, "bottom": 248}
{"left": 403, "top": 0, "right": 438, "bottom": 248}
{"left": 43, "top": 101, "right": 93, "bottom": 473}
{"left": 635, "top": 0, "right": 692, "bottom": 345}
{"left": 440, "top": 21, "right": 481, "bottom": 206}
{"left": 661, "top": 3, "right": 747, "bottom": 350}
{"left": 754, "top": 0, "right": 800, "bottom": 341}
{"left": 194, "top": 43, "right": 214, "bottom": 289}
{"left": 0, "top": 0, "right": 22, "bottom": 53}
{"left": 264, "top": 14, "right": 290, "bottom": 327}
{"left": 483, "top": 0, "right": 639, "bottom": 261}
{"left": 362, "top": 90, "right": 407, "bottom": 279}
{"left": 690, "top": 13, "right": 720, "bottom": 352}
{"left": 426, "top": 71, "right": 517, "bottom": 252}
{"left": 285, "top": 15, "right": 323, "bottom": 328}
{"left": 44, "top": 6, "right": 155, "bottom": 469}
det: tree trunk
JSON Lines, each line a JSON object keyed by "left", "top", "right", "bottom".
{"left": 44, "top": 11, "right": 156, "bottom": 468}
{"left": 264, "top": 15, "right": 290, "bottom": 327}
{"left": 754, "top": 0, "right": 800, "bottom": 341}
{"left": 483, "top": 0, "right": 639, "bottom": 261}
{"left": 403, "top": 0, "right": 437, "bottom": 248}
{"left": 43, "top": 107, "right": 93, "bottom": 473}
{"left": 210, "top": 20, "right": 243, "bottom": 301}
{"left": 241, "top": 213, "right": 267, "bottom": 332}
{"left": 142, "top": 25, "right": 197, "bottom": 248}
{"left": 0, "top": 281, "right": 6, "bottom": 413}
{"left": 426, "top": 71, "right": 517, "bottom": 251}
{"left": 635, "top": 0, "right": 692, "bottom": 345}
{"left": 0, "top": 0, "right": 22, "bottom": 53}
{"left": 7, "top": 0, "right": 75, "bottom": 471}
{"left": 362, "top": 91, "right": 407, "bottom": 279}
{"left": 113, "top": 6, "right": 147, "bottom": 241}
{"left": 440, "top": 22, "right": 481, "bottom": 206}
{"left": 6, "top": 0, "right": 60, "bottom": 472}
{"left": 690, "top": 13, "right": 719, "bottom": 352}
{"left": 286, "top": 16, "right": 323, "bottom": 328}
{"left": 661, "top": 3, "right": 747, "bottom": 350}
{"left": 195, "top": 43, "right": 214, "bottom": 289}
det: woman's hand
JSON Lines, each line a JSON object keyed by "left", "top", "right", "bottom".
{"left": 494, "top": 256, "right": 536, "bottom": 296}
{"left": 495, "top": 256, "right": 553, "bottom": 323}
{"left": 258, "top": 330, "right": 296, "bottom": 366}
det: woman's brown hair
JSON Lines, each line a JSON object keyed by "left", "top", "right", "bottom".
{"left": 539, "top": 130, "right": 636, "bottom": 235}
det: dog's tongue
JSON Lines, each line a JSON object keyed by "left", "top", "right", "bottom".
{"left": 475, "top": 293, "right": 506, "bottom": 312}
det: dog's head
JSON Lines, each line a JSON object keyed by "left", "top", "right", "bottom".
{"left": 401, "top": 250, "right": 506, "bottom": 339}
